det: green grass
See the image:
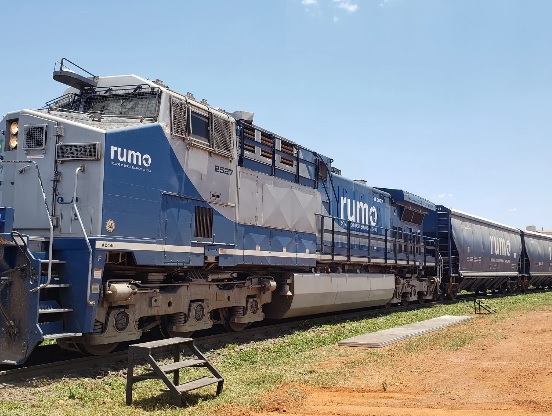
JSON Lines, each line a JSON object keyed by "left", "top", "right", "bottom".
{"left": 1, "top": 291, "right": 551, "bottom": 416}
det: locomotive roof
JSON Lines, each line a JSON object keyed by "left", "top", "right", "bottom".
{"left": 376, "top": 188, "right": 435, "bottom": 212}
{"left": 35, "top": 109, "right": 152, "bottom": 131}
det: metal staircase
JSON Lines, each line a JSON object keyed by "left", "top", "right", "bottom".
{"left": 126, "top": 337, "right": 224, "bottom": 406}
{"left": 35, "top": 253, "right": 81, "bottom": 340}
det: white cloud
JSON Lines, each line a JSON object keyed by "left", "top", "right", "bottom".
{"left": 302, "top": 0, "right": 318, "bottom": 5}
{"left": 333, "top": 16, "right": 339, "bottom": 22}
{"left": 379, "top": 0, "right": 391, "bottom": 7}
{"left": 436, "top": 193, "right": 453, "bottom": 199}
{"left": 507, "top": 208, "right": 518, "bottom": 212}
{"left": 333, "top": 0, "right": 359, "bottom": 13}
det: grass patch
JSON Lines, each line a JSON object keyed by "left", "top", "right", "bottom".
{"left": 1, "top": 291, "right": 551, "bottom": 416}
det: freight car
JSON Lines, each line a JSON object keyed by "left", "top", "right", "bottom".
{"left": 0, "top": 60, "right": 441, "bottom": 365}
{"left": 520, "top": 229, "right": 552, "bottom": 289}
{"left": 423, "top": 207, "right": 552, "bottom": 298}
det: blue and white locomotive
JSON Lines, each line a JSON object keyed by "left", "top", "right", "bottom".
{"left": 0, "top": 60, "right": 440, "bottom": 364}
{"left": 3, "top": 59, "right": 551, "bottom": 366}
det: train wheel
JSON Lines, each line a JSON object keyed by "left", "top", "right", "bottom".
{"left": 447, "top": 290, "right": 457, "bottom": 300}
{"left": 400, "top": 298, "right": 409, "bottom": 307}
{"left": 159, "top": 316, "right": 193, "bottom": 339}
{"left": 498, "top": 283, "right": 508, "bottom": 295}
{"left": 76, "top": 342, "right": 118, "bottom": 356}
{"left": 220, "top": 307, "right": 250, "bottom": 332}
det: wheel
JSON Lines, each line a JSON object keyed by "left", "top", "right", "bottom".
{"left": 400, "top": 298, "right": 409, "bottom": 307}
{"left": 220, "top": 307, "right": 250, "bottom": 332}
{"left": 417, "top": 295, "right": 426, "bottom": 304}
{"left": 159, "top": 316, "right": 193, "bottom": 339}
{"left": 76, "top": 342, "right": 118, "bottom": 356}
{"left": 446, "top": 290, "right": 457, "bottom": 300}
{"left": 433, "top": 288, "right": 443, "bottom": 301}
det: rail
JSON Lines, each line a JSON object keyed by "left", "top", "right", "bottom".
{"left": 71, "top": 165, "right": 95, "bottom": 306}
{"left": 0, "top": 161, "right": 55, "bottom": 292}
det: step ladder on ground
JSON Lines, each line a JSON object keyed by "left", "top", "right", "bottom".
{"left": 473, "top": 298, "right": 497, "bottom": 314}
{"left": 126, "top": 337, "right": 224, "bottom": 406}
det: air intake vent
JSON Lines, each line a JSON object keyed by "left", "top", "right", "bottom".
{"left": 171, "top": 97, "right": 188, "bottom": 138}
{"left": 194, "top": 206, "right": 213, "bottom": 238}
{"left": 56, "top": 143, "right": 101, "bottom": 161}
{"left": 23, "top": 124, "right": 47, "bottom": 149}
{"left": 212, "top": 115, "right": 233, "bottom": 154}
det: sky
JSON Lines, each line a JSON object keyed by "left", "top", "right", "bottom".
{"left": 1, "top": 0, "right": 551, "bottom": 230}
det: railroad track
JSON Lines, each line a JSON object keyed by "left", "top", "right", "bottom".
{"left": 0, "top": 292, "right": 512, "bottom": 384}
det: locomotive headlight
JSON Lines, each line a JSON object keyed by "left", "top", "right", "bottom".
{"left": 8, "top": 120, "right": 18, "bottom": 150}
{"left": 9, "top": 121, "right": 18, "bottom": 136}
{"left": 8, "top": 135, "right": 18, "bottom": 150}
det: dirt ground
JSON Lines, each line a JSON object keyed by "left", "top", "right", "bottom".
{"left": 250, "top": 308, "right": 552, "bottom": 416}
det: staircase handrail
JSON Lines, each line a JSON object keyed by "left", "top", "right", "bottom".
{"left": 72, "top": 165, "right": 95, "bottom": 306}
{"left": 0, "top": 161, "right": 54, "bottom": 292}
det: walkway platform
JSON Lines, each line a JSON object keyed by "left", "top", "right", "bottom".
{"left": 338, "top": 315, "right": 472, "bottom": 348}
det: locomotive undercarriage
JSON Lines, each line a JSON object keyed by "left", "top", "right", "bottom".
{"left": 58, "top": 264, "right": 277, "bottom": 354}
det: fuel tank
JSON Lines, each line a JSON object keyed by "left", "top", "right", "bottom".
{"left": 264, "top": 272, "right": 395, "bottom": 319}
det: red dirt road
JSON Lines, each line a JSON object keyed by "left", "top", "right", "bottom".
{"left": 250, "top": 309, "right": 552, "bottom": 415}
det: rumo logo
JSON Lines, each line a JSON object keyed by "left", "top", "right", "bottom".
{"left": 110, "top": 146, "right": 152, "bottom": 168}
{"left": 340, "top": 196, "right": 378, "bottom": 226}
{"left": 489, "top": 235, "right": 511, "bottom": 257}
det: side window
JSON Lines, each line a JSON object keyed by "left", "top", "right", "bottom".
{"left": 190, "top": 110, "right": 209, "bottom": 142}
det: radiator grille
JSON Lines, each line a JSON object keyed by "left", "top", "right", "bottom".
{"left": 57, "top": 143, "right": 101, "bottom": 160}
{"left": 280, "top": 139, "right": 295, "bottom": 167}
{"left": 260, "top": 132, "right": 273, "bottom": 159}
{"left": 23, "top": 124, "right": 47, "bottom": 149}
{"left": 242, "top": 125, "right": 256, "bottom": 153}
{"left": 83, "top": 85, "right": 160, "bottom": 119}
{"left": 44, "top": 85, "right": 161, "bottom": 119}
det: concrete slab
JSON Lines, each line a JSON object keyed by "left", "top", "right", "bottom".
{"left": 338, "top": 315, "right": 472, "bottom": 348}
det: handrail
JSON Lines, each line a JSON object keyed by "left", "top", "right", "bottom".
{"left": 72, "top": 165, "right": 95, "bottom": 306}
{"left": 0, "top": 161, "right": 54, "bottom": 292}
{"left": 58, "top": 58, "right": 97, "bottom": 78}
{"left": 316, "top": 213, "right": 439, "bottom": 263}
